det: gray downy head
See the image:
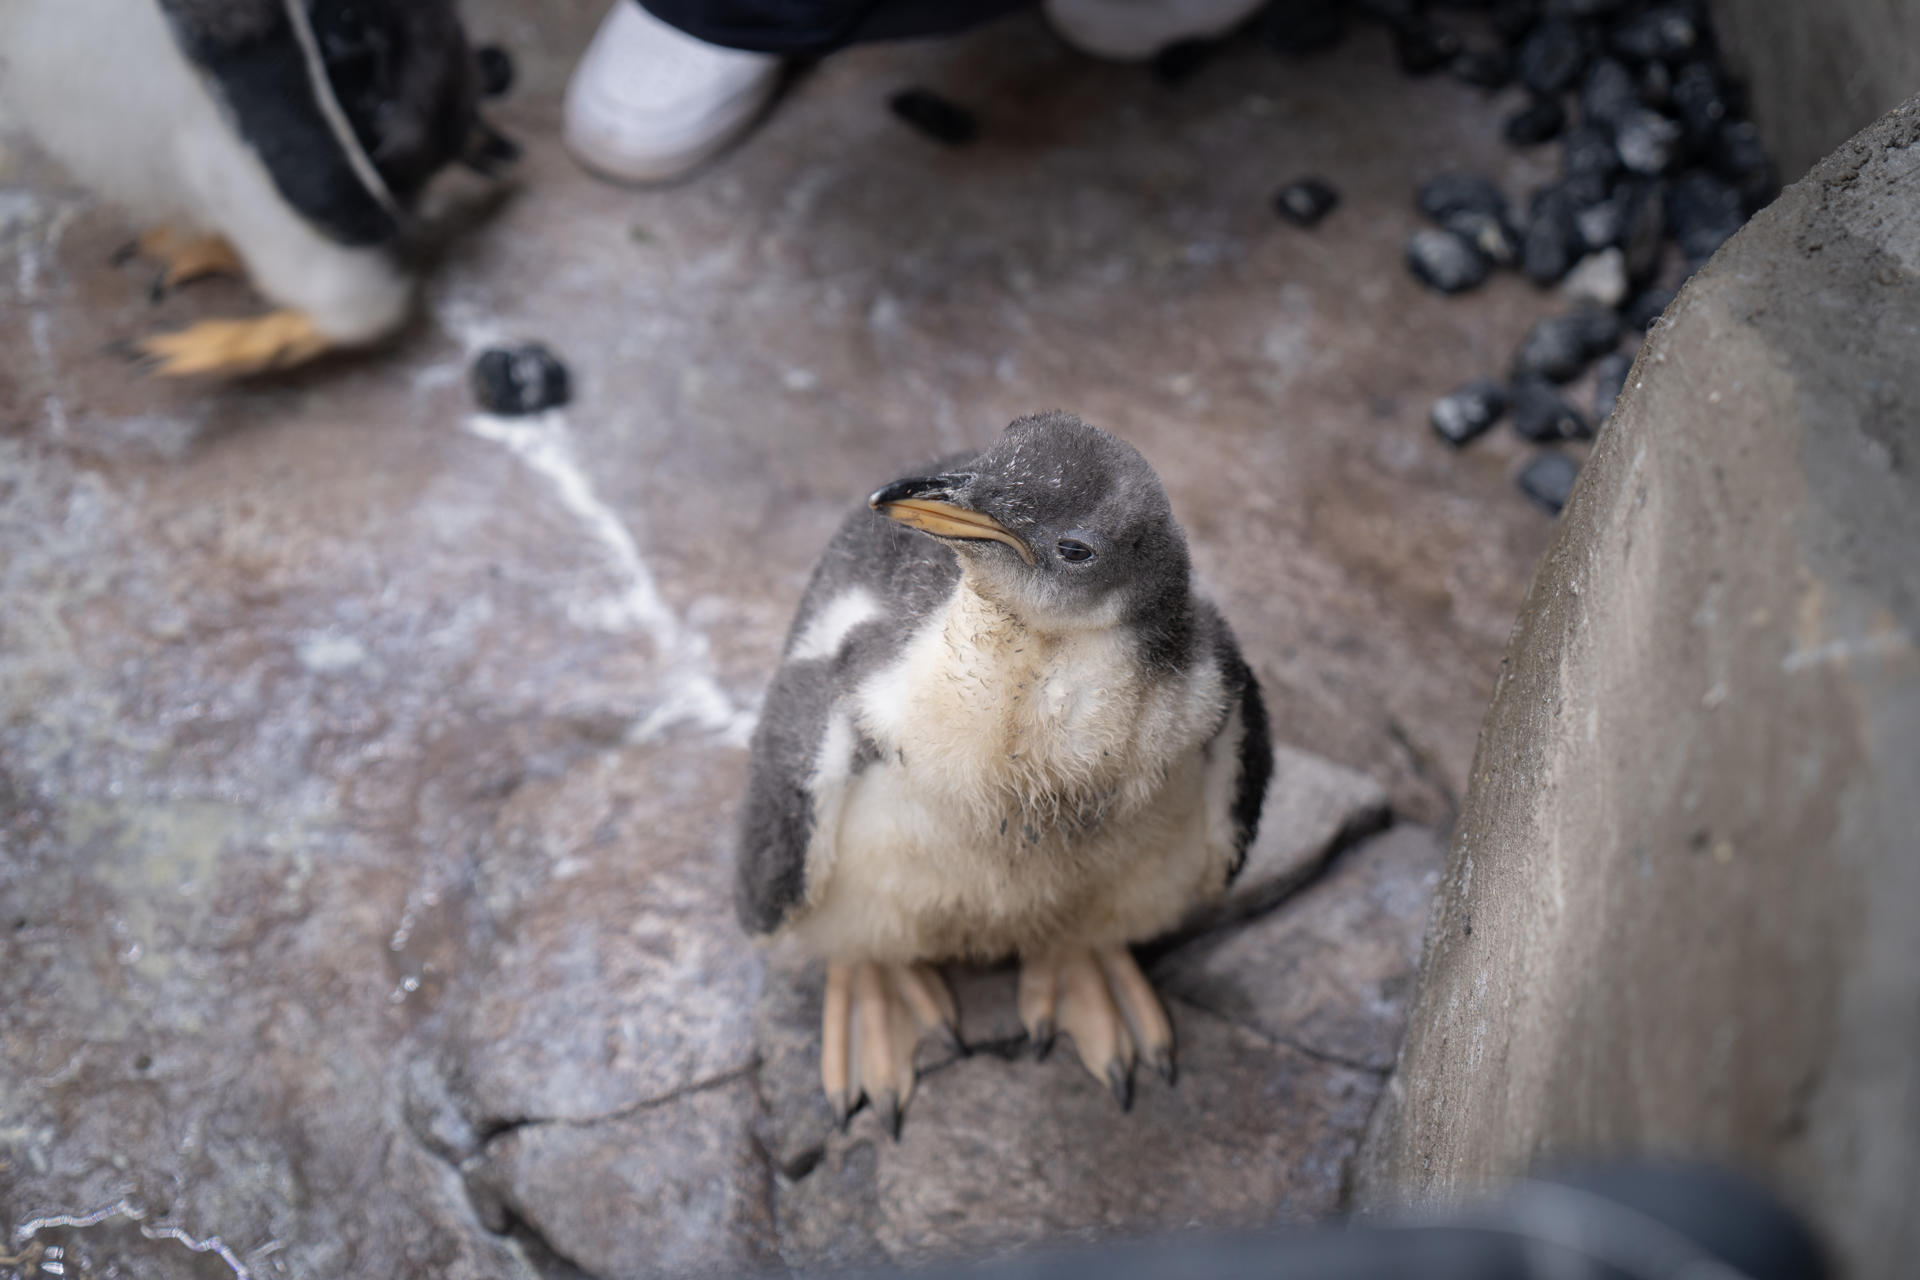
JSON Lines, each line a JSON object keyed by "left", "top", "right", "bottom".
{"left": 869, "top": 412, "right": 1196, "bottom": 668}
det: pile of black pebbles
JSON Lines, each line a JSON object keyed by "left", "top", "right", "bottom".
{"left": 1264, "top": 0, "right": 1776, "bottom": 513}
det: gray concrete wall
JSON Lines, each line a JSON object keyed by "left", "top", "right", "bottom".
{"left": 1356, "top": 98, "right": 1920, "bottom": 1279}
{"left": 1714, "top": 0, "right": 1920, "bottom": 183}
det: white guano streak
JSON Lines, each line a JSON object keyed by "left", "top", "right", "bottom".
{"left": 464, "top": 411, "right": 755, "bottom": 747}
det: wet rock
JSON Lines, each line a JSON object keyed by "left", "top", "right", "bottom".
{"left": 1443, "top": 210, "right": 1520, "bottom": 266}
{"left": 1513, "top": 305, "right": 1620, "bottom": 382}
{"left": 1158, "top": 825, "right": 1446, "bottom": 1072}
{"left": 1394, "top": 18, "right": 1463, "bottom": 76}
{"left": 1591, "top": 350, "right": 1633, "bottom": 423}
{"left": 1624, "top": 284, "right": 1678, "bottom": 330}
{"left": 1405, "top": 228, "right": 1490, "bottom": 294}
{"left": 471, "top": 343, "right": 571, "bottom": 415}
{"left": 1522, "top": 188, "right": 1580, "bottom": 285}
{"left": 1262, "top": 0, "right": 1348, "bottom": 55}
{"left": 1516, "top": 448, "right": 1581, "bottom": 512}
{"left": 1608, "top": 5, "right": 1699, "bottom": 62}
{"left": 1579, "top": 58, "right": 1640, "bottom": 127}
{"left": 1274, "top": 177, "right": 1341, "bottom": 227}
{"left": 1511, "top": 376, "right": 1592, "bottom": 441}
{"left": 1667, "top": 170, "right": 1747, "bottom": 264}
{"left": 1504, "top": 96, "right": 1567, "bottom": 146}
{"left": 1518, "top": 19, "right": 1588, "bottom": 97}
{"left": 1451, "top": 45, "right": 1515, "bottom": 90}
{"left": 1560, "top": 247, "right": 1627, "bottom": 307}
{"left": 888, "top": 88, "right": 979, "bottom": 146}
{"left": 1430, "top": 379, "right": 1510, "bottom": 447}
{"left": 1418, "top": 172, "right": 1509, "bottom": 223}
{"left": 1562, "top": 125, "right": 1620, "bottom": 187}
{"left": 1614, "top": 107, "right": 1683, "bottom": 175}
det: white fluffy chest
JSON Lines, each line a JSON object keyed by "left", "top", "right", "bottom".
{"left": 789, "top": 583, "right": 1236, "bottom": 962}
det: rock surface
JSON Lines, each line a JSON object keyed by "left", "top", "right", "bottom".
{"left": 0, "top": 11, "right": 1573, "bottom": 1279}
{"left": 1357, "top": 97, "right": 1920, "bottom": 1278}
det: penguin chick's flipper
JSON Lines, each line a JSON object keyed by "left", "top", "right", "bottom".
{"left": 1019, "top": 944, "right": 1175, "bottom": 1109}
{"left": 133, "top": 228, "right": 244, "bottom": 294}
{"left": 821, "top": 960, "right": 961, "bottom": 1139}
{"left": 130, "top": 311, "right": 330, "bottom": 378}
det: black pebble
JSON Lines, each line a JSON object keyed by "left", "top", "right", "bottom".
{"left": 1445, "top": 210, "right": 1521, "bottom": 266}
{"left": 1614, "top": 107, "right": 1683, "bottom": 175}
{"left": 1624, "top": 284, "right": 1677, "bottom": 330}
{"left": 1609, "top": 6, "right": 1699, "bottom": 63}
{"left": 1513, "top": 305, "right": 1617, "bottom": 382}
{"left": 1395, "top": 18, "right": 1463, "bottom": 75}
{"left": 1511, "top": 376, "right": 1591, "bottom": 440}
{"left": 475, "top": 45, "right": 515, "bottom": 98}
{"left": 471, "top": 343, "right": 571, "bottom": 416}
{"left": 888, "top": 89, "right": 979, "bottom": 146}
{"left": 1639, "top": 59, "right": 1673, "bottom": 110}
{"left": 1452, "top": 46, "right": 1515, "bottom": 89}
{"left": 1579, "top": 58, "right": 1640, "bottom": 127}
{"left": 1670, "top": 61, "right": 1728, "bottom": 149}
{"left": 1562, "top": 125, "right": 1620, "bottom": 185}
{"left": 1517, "top": 449, "right": 1582, "bottom": 512}
{"left": 1274, "top": 177, "right": 1341, "bottom": 227}
{"left": 1505, "top": 97, "right": 1567, "bottom": 145}
{"left": 1523, "top": 187, "right": 1579, "bottom": 285}
{"left": 1592, "top": 350, "right": 1633, "bottom": 422}
{"left": 1518, "top": 19, "right": 1588, "bottom": 96}
{"left": 1713, "top": 120, "right": 1776, "bottom": 209}
{"left": 1667, "top": 169, "right": 1746, "bottom": 264}
{"left": 1431, "top": 378, "right": 1510, "bottom": 446}
{"left": 1575, "top": 189, "right": 1627, "bottom": 252}
{"left": 1490, "top": 0, "right": 1539, "bottom": 44}
{"left": 1262, "top": 0, "right": 1348, "bottom": 55}
{"left": 1418, "top": 172, "right": 1509, "bottom": 222}
{"left": 1406, "top": 228, "right": 1490, "bottom": 294}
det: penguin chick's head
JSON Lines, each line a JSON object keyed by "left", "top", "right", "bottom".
{"left": 870, "top": 412, "right": 1191, "bottom": 635}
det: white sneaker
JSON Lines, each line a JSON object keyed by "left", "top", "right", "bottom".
{"left": 562, "top": 2, "right": 781, "bottom": 184}
{"left": 1043, "top": 0, "right": 1268, "bottom": 61}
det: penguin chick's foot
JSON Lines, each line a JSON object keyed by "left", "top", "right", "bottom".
{"left": 126, "top": 228, "right": 245, "bottom": 295}
{"left": 130, "top": 310, "right": 330, "bottom": 378}
{"left": 820, "top": 960, "right": 961, "bottom": 1140}
{"left": 1018, "top": 943, "right": 1174, "bottom": 1110}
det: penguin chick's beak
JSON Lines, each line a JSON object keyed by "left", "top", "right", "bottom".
{"left": 869, "top": 475, "right": 1035, "bottom": 566}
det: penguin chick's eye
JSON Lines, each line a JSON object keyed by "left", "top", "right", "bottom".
{"left": 1056, "top": 538, "right": 1096, "bottom": 563}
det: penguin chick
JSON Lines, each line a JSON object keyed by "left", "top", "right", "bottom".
{"left": 0, "top": 0, "right": 510, "bottom": 377}
{"left": 738, "top": 412, "right": 1272, "bottom": 1134}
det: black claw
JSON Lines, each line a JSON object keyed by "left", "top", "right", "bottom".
{"left": 827, "top": 1090, "right": 850, "bottom": 1133}
{"left": 1107, "top": 1061, "right": 1133, "bottom": 1112}
{"left": 877, "top": 1090, "right": 902, "bottom": 1141}
{"left": 1153, "top": 1048, "right": 1177, "bottom": 1087}
{"left": 1030, "top": 1019, "right": 1055, "bottom": 1061}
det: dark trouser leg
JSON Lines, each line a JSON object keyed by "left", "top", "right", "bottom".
{"left": 635, "top": 0, "right": 1037, "bottom": 55}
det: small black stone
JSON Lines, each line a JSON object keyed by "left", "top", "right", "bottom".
{"left": 1406, "top": 228, "right": 1490, "bottom": 294}
{"left": 1511, "top": 376, "right": 1591, "bottom": 441}
{"left": 1518, "top": 19, "right": 1588, "bottom": 96}
{"left": 1574, "top": 190, "right": 1627, "bottom": 252}
{"left": 1418, "top": 172, "right": 1509, "bottom": 222}
{"left": 1667, "top": 169, "right": 1746, "bottom": 264}
{"left": 1395, "top": 18, "right": 1464, "bottom": 75}
{"left": 1451, "top": 45, "right": 1515, "bottom": 89}
{"left": 1569, "top": 301, "right": 1624, "bottom": 353}
{"left": 1614, "top": 107, "right": 1683, "bottom": 175}
{"left": 1153, "top": 39, "right": 1217, "bottom": 85}
{"left": 1262, "top": 0, "right": 1348, "bottom": 55}
{"left": 1592, "top": 350, "right": 1633, "bottom": 422}
{"left": 1513, "top": 314, "right": 1588, "bottom": 382}
{"left": 1490, "top": 0, "right": 1539, "bottom": 43}
{"left": 1505, "top": 97, "right": 1567, "bottom": 146}
{"left": 1670, "top": 61, "right": 1728, "bottom": 149}
{"left": 1517, "top": 449, "right": 1582, "bottom": 512}
{"left": 1624, "top": 284, "right": 1678, "bottom": 330}
{"left": 1445, "top": 209, "right": 1521, "bottom": 265}
{"left": 471, "top": 343, "right": 571, "bottom": 416}
{"left": 1639, "top": 59, "right": 1673, "bottom": 110}
{"left": 1274, "top": 177, "right": 1341, "bottom": 227}
{"left": 1609, "top": 6, "right": 1699, "bottom": 62}
{"left": 1562, "top": 124, "right": 1620, "bottom": 184}
{"left": 1430, "top": 378, "right": 1510, "bottom": 446}
{"left": 475, "top": 45, "right": 515, "bottom": 98}
{"left": 1522, "top": 188, "right": 1580, "bottom": 284}
{"left": 888, "top": 88, "right": 979, "bottom": 147}
{"left": 1579, "top": 58, "right": 1640, "bottom": 127}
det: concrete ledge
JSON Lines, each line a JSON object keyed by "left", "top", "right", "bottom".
{"left": 1356, "top": 98, "right": 1920, "bottom": 1278}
